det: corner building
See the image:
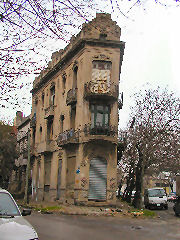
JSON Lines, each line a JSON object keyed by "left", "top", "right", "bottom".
{"left": 30, "top": 13, "right": 125, "bottom": 205}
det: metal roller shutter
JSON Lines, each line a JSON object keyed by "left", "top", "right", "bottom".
{"left": 88, "top": 158, "right": 107, "bottom": 201}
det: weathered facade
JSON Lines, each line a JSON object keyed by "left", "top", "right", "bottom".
{"left": 9, "top": 111, "right": 30, "bottom": 197}
{"left": 30, "top": 13, "right": 125, "bottom": 204}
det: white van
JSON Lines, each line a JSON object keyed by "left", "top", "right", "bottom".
{"left": 144, "top": 188, "right": 168, "bottom": 210}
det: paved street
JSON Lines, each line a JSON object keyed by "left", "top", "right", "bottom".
{"left": 25, "top": 202, "right": 180, "bottom": 240}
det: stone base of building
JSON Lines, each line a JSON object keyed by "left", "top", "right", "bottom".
{"left": 37, "top": 188, "right": 44, "bottom": 201}
{"left": 70, "top": 189, "right": 117, "bottom": 206}
{"left": 32, "top": 188, "right": 117, "bottom": 206}
{"left": 48, "top": 188, "right": 57, "bottom": 202}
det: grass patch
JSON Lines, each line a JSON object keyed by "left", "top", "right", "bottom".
{"left": 129, "top": 208, "right": 156, "bottom": 217}
{"left": 33, "top": 205, "right": 62, "bottom": 212}
{"left": 142, "top": 209, "right": 156, "bottom": 217}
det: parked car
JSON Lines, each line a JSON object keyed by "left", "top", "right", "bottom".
{"left": 173, "top": 175, "right": 180, "bottom": 216}
{"left": 167, "top": 193, "right": 177, "bottom": 202}
{"left": 0, "top": 188, "right": 38, "bottom": 240}
{"left": 144, "top": 188, "right": 168, "bottom": 210}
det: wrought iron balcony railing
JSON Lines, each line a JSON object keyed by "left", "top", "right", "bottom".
{"left": 83, "top": 124, "right": 117, "bottom": 137}
{"left": 84, "top": 81, "right": 119, "bottom": 101}
{"left": 66, "top": 88, "right": 77, "bottom": 106}
{"left": 44, "top": 104, "right": 55, "bottom": 119}
{"left": 57, "top": 124, "right": 118, "bottom": 146}
{"left": 57, "top": 129, "right": 80, "bottom": 146}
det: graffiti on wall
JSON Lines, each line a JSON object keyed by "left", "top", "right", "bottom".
{"left": 109, "top": 177, "right": 116, "bottom": 190}
{"left": 81, "top": 177, "right": 88, "bottom": 188}
{"left": 80, "top": 160, "right": 87, "bottom": 167}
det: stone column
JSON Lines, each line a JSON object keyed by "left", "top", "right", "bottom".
{"left": 31, "top": 158, "right": 37, "bottom": 201}
{"left": 60, "top": 149, "right": 67, "bottom": 203}
{"left": 37, "top": 154, "right": 44, "bottom": 201}
{"left": 49, "top": 151, "right": 59, "bottom": 201}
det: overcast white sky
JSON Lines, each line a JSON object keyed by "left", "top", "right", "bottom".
{"left": 117, "top": 1, "right": 180, "bottom": 128}
{"left": 1, "top": 0, "right": 180, "bottom": 127}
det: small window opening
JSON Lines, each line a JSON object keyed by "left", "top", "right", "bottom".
{"left": 99, "top": 33, "right": 107, "bottom": 40}
{"left": 62, "top": 75, "right": 66, "bottom": 94}
{"left": 60, "top": 114, "right": 64, "bottom": 133}
{"left": 47, "top": 119, "right": 53, "bottom": 140}
{"left": 50, "top": 86, "right": 55, "bottom": 105}
{"left": 70, "top": 106, "right": 76, "bottom": 130}
{"left": 33, "top": 128, "right": 36, "bottom": 144}
{"left": 42, "top": 94, "right": 44, "bottom": 107}
{"left": 73, "top": 65, "right": 78, "bottom": 89}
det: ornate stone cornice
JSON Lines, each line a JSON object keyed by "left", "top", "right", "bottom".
{"left": 92, "top": 54, "right": 111, "bottom": 62}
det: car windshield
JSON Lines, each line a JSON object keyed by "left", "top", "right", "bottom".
{"left": 148, "top": 189, "right": 166, "bottom": 197}
{"left": 0, "top": 192, "right": 20, "bottom": 216}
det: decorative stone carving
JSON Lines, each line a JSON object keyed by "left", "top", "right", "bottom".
{"left": 58, "top": 151, "right": 63, "bottom": 159}
{"left": 72, "top": 60, "right": 78, "bottom": 71}
{"left": 92, "top": 54, "right": 111, "bottom": 62}
{"left": 50, "top": 81, "right": 55, "bottom": 88}
{"left": 91, "top": 58, "right": 112, "bottom": 94}
{"left": 61, "top": 71, "right": 67, "bottom": 78}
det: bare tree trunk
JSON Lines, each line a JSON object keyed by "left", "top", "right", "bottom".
{"left": 133, "top": 146, "right": 144, "bottom": 209}
{"left": 123, "top": 166, "right": 135, "bottom": 203}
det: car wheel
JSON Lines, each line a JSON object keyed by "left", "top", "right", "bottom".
{"left": 175, "top": 212, "right": 179, "bottom": 217}
{"left": 164, "top": 205, "right": 168, "bottom": 210}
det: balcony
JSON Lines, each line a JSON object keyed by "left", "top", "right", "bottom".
{"left": 30, "top": 113, "right": 36, "bottom": 128}
{"left": 44, "top": 105, "right": 55, "bottom": 119}
{"left": 83, "top": 124, "right": 118, "bottom": 143}
{"left": 44, "top": 140, "right": 55, "bottom": 153}
{"left": 84, "top": 81, "right": 119, "bottom": 101}
{"left": 57, "top": 129, "right": 79, "bottom": 147}
{"left": 84, "top": 124, "right": 116, "bottom": 136}
{"left": 66, "top": 88, "right": 77, "bottom": 106}
{"left": 35, "top": 140, "right": 56, "bottom": 154}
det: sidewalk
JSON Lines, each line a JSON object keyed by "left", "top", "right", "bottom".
{"left": 17, "top": 199, "right": 144, "bottom": 218}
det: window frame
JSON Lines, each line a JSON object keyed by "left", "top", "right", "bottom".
{"left": 50, "top": 86, "right": 55, "bottom": 106}
{"left": 91, "top": 104, "right": 110, "bottom": 129}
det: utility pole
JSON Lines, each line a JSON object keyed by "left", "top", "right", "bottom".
{"left": 24, "top": 129, "right": 30, "bottom": 204}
